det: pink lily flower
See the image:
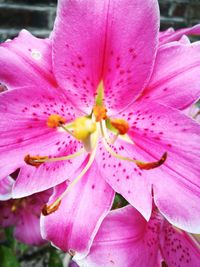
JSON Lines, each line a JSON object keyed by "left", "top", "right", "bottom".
{"left": 0, "top": 0, "right": 200, "bottom": 254}
{"left": 0, "top": 176, "right": 51, "bottom": 245}
{"left": 74, "top": 205, "right": 200, "bottom": 267}
{"left": 0, "top": 176, "right": 13, "bottom": 200}
{"left": 159, "top": 24, "right": 200, "bottom": 45}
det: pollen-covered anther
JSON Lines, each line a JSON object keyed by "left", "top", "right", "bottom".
{"left": 24, "top": 154, "right": 49, "bottom": 167}
{"left": 110, "top": 118, "right": 130, "bottom": 135}
{"left": 93, "top": 105, "right": 107, "bottom": 122}
{"left": 11, "top": 204, "right": 17, "bottom": 212}
{"left": 73, "top": 116, "right": 96, "bottom": 141}
{"left": 42, "top": 201, "right": 61, "bottom": 216}
{"left": 11, "top": 199, "right": 25, "bottom": 212}
{"left": 47, "top": 114, "right": 66, "bottom": 128}
{"left": 136, "top": 152, "right": 167, "bottom": 170}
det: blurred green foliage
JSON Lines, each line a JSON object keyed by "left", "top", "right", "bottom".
{"left": 0, "top": 227, "right": 66, "bottom": 267}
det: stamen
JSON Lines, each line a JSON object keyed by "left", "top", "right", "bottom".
{"left": 47, "top": 114, "right": 66, "bottom": 128}
{"left": 42, "top": 200, "right": 61, "bottom": 216}
{"left": 24, "top": 149, "right": 84, "bottom": 166}
{"left": 24, "top": 155, "right": 49, "bottom": 167}
{"left": 60, "top": 124, "right": 75, "bottom": 136}
{"left": 11, "top": 199, "right": 25, "bottom": 212}
{"left": 93, "top": 105, "right": 107, "bottom": 122}
{"left": 110, "top": 118, "right": 129, "bottom": 135}
{"left": 111, "top": 132, "right": 119, "bottom": 144}
{"left": 100, "top": 121, "right": 167, "bottom": 171}
{"left": 105, "top": 119, "right": 134, "bottom": 144}
{"left": 42, "top": 132, "right": 98, "bottom": 215}
{"left": 11, "top": 204, "right": 17, "bottom": 212}
{"left": 136, "top": 152, "right": 167, "bottom": 170}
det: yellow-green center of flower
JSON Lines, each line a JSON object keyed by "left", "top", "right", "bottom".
{"left": 72, "top": 117, "right": 97, "bottom": 141}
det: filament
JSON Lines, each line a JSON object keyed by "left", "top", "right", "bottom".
{"left": 42, "top": 132, "right": 98, "bottom": 214}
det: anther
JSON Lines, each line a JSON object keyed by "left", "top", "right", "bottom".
{"left": 110, "top": 118, "right": 129, "bottom": 135}
{"left": 93, "top": 105, "right": 107, "bottom": 122}
{"left": 42, "top": 200, "right": 61, "bottom": 216}
{"left": 136, "top": 152, "right": 167, "bottom": 170}
{"left": 47, "top": 114, "right": 66, "bottom": 128}
{"left": 24, "top": 155, "right": 48, "bottom": 167}
{"left": 11, "top": 204, "right": 17, "bottom": 212}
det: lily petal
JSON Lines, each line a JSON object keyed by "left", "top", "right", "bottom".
{"left": 153, "top": 175, "right": 200, "bottom": 234}
{"left": 14, "top": 190, "right": 51, "bottom": 245}
{"left": 0, "top": 86, "right": 84, "bottom": 192}
{"left": 0, "top": 30, "right": 56, "bottom": 89}
{"left": 51, "top": 0, "right": 107, "bottom": 111}
{"left": 52, "top": 0, "right": 159, "bottom": 112}
{"left": 159, "top": 24, "right": 200, "bottom": 45}
{"left": 141, "top": 41, "right": 200, "bottom": 110}
{"left": 102, "top": 0, "right": 159, "bottom": 112}
{"left": 12, "top": 139, "right": 86, "bottom": 197}
{"left": 41, "top": 161, "right": 114, "bottom": 256}
{"left": 0, "top": 176, "right": 14, "bottom": 200}
{"left": 121, "top": 100, "right": 200, "bottom": 232}
{"left": 159, "top": 27, "right": 175, "bottom": 39}
{"left": 14, "top": 210, "right": 45, "bottom": 246}
{"left": 160, "top": 221, "right": 200, "bottom": 266}
{"left": 97, "top": 141, "right": 152, "bottom": 221}
{"left": 75, "top": 205, "right": 161, "bottom": 267}
{"left": 0, "top": 201, "right": 17, "bottom": 227}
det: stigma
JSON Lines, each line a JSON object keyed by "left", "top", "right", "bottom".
{"left": 72, "top": 117, "right": 96, "bottom": 141}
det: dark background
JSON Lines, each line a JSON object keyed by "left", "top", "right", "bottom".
{"left": 0, "top": 0, "right": 200, "bottom": 42}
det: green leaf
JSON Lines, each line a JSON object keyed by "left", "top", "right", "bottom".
{"left": 5, "top": 228, "right": 16, "bottom": 249}
{"left": 17, "top": 243, "right": 29, "bottom": 254}
{"left": 112, "top": 193, "right": 128, "bottom": 210}
{"left": 0, "top": 245, "right": 20, "bottom": 267}
{"left": 49, "top": 247, "right": 63, "bottom": 267}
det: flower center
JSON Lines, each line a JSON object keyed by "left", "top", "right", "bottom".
{"left": 24, "top": 82, "right": 167, "bottom": 215}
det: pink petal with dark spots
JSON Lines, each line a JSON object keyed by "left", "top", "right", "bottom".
{"left": 75, "top": 206, "right": 161, "bottom": 267}
{"left": 160, "top": 221, "right": 200, "bottom": 267}
{"left": 52, "top": 0, "right": 159, "bottom": 113}
{"left": 96, "top": 140, "right": 153, "bottom": 221}
{"left": 0, "top": 30, "right": 56, "bottom": 89}
{"left": 101, "top": 0, "right": 159, "bottom": 112}
{"left": 51, "top": 0, "right": 108, "bottom": 112}
{"left": 141, "top": 41, "right": 200, "bottom": 110}
{"left": 41, "top": 161, "right": 114, "bottom": 256}
{"left": 120, "top": 100, "right": 200, "bottom": 232}
{"left": 0, "top": 86, "right": 85, "bottom": 195}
